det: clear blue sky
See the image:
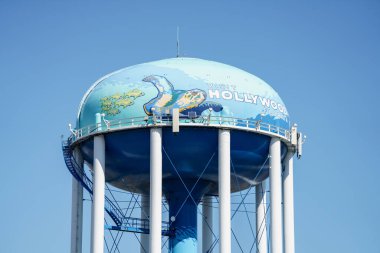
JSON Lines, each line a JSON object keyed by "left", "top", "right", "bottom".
{"left": 0, "top": 0, "right": 379, "bottom": 252}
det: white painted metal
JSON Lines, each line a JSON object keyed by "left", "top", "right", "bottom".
{"left": 90, "top": 134, "right": 105, "bottom": 253}
{"left": 256, "top": 181, "right": 268, "bottom": 253}
{"left": 269, "top": 137, "right": 283, "bottom": 253}
{"left": 140, "top": 194, "right": 150, "bottom": 253}
{"left": 150, "top": 128, "right": 162, "bottom": 253}
{"left": 71, "top": 148, "right": 83, "bottom": 253}
{"left": 71, "top": 178, "right": 83, "bottom": 253}
{"left": 202, "top": 195, "right": 214, "bottom": 253}
{"left": 218, "top": 129, "right": 231, "bottom": 253}
{"left": 291, "top": 124, "right": 297, "bottom": 146}
{"left": 297, "top": 133, "right": 303, "bottom": 159}
{"left": 172, "top": 108, "right": 180, "bottom": 132}
{"left": 283, "top": 152, "right": 295, "bottom": 253}
{"left": 96, "top": 113, "right": 102, "bottom": 131}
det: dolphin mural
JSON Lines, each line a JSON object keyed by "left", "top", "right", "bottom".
{"left": 143, "top": 75, "right": 223, "bottom": 117}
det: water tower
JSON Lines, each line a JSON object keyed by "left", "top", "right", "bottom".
{"left": 62, "top": 58, "right": 304, "bottom": 253}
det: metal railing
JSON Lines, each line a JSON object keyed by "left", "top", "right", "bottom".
{"left": 69, "top": 115, "right": 290, "bottom": 143}
{"left": 62, "top": 141, "right": 173, "bottom": 235}
{"left": 106, "top": 217, "right": 172, "bottom": 236}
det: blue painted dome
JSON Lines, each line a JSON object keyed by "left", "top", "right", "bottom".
{"left": 77, "top": 58, "right": 289, "bottom": 130}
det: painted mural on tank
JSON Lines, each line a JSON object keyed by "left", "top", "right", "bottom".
{"left": 142, "top": 75, "right": 223, "bottom": 117}
{"left": 98, "top": 75, "right": 223, "bottom": 118}
{"left": 78, "top": 58, "right": 290, "bottom": 130}
{"left": 100, "top": 89, "right": 145, "bottom": 116}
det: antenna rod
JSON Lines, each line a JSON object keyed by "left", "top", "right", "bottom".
{"left": 177, "top": 26, "right": 180, "bottom": 57}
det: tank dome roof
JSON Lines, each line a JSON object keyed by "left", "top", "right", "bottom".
{"left": 77, "top": 58, "right": 289, "bottom": 130}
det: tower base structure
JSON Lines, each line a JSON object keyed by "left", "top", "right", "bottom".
{"left": 168, "top": 191, "right": 199, "bottom": 253}
{"left": 65, "top": 117, "right": 301, "bottom": 253}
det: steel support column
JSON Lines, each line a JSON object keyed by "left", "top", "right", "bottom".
{"left": 150, "top": 128, "right": 162, "bottom": 253}
{"left": 283, "top": 152, "right": 295, "bottom": 253}
{"left": 218, "top": 129, "right": 231, "bottom": 253}
{"left": 269, "top": 137, "right": 283, "bottom": 253}
{"left": 202, "top": 195, "right": 214, "bottom": 253}
{"left": 90, "top": 134, "right": 105, "bottom": 253}
{"left": 71, "top": 148, "right": 83, "bottom": 253}
{"left": 90, "top": 113, "right": 105, "bottom": 253}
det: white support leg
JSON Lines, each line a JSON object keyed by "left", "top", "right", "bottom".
{"left": 71, "top": 149, "right": 83, "bottom": 253}
{"left": 202, "top": 195, "right": 214, "bottom": 253}
{"left": 150, "top": 128, "right": 162, "bottom": 253}
{"left": 90, "top": 135, "right": 105, "bottom": 253}
{"left": 256, "top": 181, "right": 268, "bottom": 253}
{"left": 218, "top": 129, "right": 231, "bottom": 253}
{"left": 71, "top": 178, "right": 83, "bottom": 253}
{"left": 269, "top": 137, "right": 283, "bottom": 253}
{"left": 141, "top": 194, "right": 150, "bottom": 253}
{"left": 283, "top": 153, "right": 295, "bottom": 253}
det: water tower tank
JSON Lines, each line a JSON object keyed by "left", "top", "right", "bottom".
{"left": 65, "top": 57, "right": 298, "bottom": 253}
{"left": 76, "top": 58, "right": 289, "bottom": 192}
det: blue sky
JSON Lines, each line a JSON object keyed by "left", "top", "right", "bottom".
{"left": 0, "top": 0, "right": 379, "bottom": 252}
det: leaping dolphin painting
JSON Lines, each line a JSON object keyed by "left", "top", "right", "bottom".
{"left": 143, "top": 75, "right": 223, "bottom": 117}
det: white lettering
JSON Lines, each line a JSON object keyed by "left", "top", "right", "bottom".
{"left": 208, "top": 90, "right": 220, "bottom": 99}
{"left": 270, "top": 101, "right": 278, "bottom": 110}
{"left": 221, "top": 91, "right": 233, "bottom": 100}
{"left": 243, "top": 93, "right": 252, "bottom": 103}
{"left": 278, "top": 104, "right": 284, "bottom": 113}
{"left": 208, "top": 88, "right": 289, "bottom": 117}
{"left": 234, "top": 92, "right": 244, "bottom": 102}
{"left": 259, "top": 97, "right": 271, "bottom": 107}
{"left": 251, "top": 95, "right": 258, "bottom": 104}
